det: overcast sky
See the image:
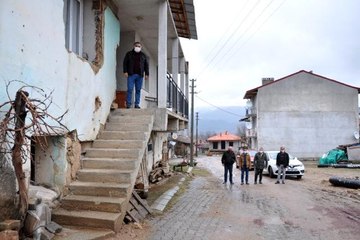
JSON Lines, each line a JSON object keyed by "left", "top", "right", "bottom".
{"left": 180, "top": 0, "right": 360, "bottom": 110}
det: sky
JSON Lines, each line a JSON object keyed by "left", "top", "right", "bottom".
{"left": 180, "top": 0, "right": 360, "bottom": 110}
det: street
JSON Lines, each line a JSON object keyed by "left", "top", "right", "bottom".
{"left": 118, "top": 155, "right": 360, "bottom": 240}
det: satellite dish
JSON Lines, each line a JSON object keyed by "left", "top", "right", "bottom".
{"left": 354, "top": 131, "right": 359, "bottom": 140}
{"left": 172, "top": 133, "right": 178, "bottom": 140}
{"left": 246, "top": 101, "right": 252, "bottom": 108}
{"left": 245, "top": 122, "right": 252, "bottom": 130}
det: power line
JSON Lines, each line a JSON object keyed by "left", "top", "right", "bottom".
{"left": 195, "top": 0, "right": 261, "bottom": 79}
{"left": 195, "top": 95, "right": 244, "bottom": 117}
{"left": 208, "top": 0, "right": 277, "bottom": 72}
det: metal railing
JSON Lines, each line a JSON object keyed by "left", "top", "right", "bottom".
{"left": 167, "top": 73, "right": 188, "bottom": 118}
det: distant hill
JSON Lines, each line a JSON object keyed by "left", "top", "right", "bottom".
{"left": 194, "top": 106, "right": 247, "bottom": 135}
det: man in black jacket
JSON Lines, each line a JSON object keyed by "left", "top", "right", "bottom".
{"left": 275, "top": 146, "right": 289, "bottom": 184}
{"left": 123, "top": 42, "right": 149, "bottom": 108}
{"left": 221, "top": 146, "right": 236, "bottom": 184}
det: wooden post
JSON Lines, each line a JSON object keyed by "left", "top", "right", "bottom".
{"left": 12, "top": 90, "right": 29, "bottom": 218}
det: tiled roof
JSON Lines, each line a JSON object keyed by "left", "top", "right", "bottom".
{"left": 243, "top": 70, "right": 360, "bottom": 99}
{"left": 207, "top": 131, "right": 241, "bottom": 141}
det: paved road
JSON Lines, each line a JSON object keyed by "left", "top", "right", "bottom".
{"left": 147, "top": 155, "right": 360, "bottom": 240}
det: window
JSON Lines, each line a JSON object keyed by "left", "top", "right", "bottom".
{"left": 65, "top": 0, "right": 101, "bottom": 64}
{"left": 229, "top": 142, "right": 234, "bottom": 147}
{"left": 65, "top": 0, "right": 83, "bottom": 56}
{"left": 213, "top": 142, "right": 218, "bottom": 149}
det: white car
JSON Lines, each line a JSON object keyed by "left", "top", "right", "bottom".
{"left": 263, "top": 151, "right": 305, "bottom": 179}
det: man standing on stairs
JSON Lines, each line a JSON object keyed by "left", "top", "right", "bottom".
{"left": 123, "top": 42, "right": 149, "bottom": 109}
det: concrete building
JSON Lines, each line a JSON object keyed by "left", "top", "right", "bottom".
{"left": 0, "top": 0, "right": 197, "bottom": 234}
{"left": 207, "top": 131, "right": 242, "bottom": 153}
{"left": 243, "top": 70, "right": 360, "bottom": 159}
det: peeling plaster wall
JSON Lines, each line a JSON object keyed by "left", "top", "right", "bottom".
{"left": 0, "top": 1, "right": 120, "bottom": 142}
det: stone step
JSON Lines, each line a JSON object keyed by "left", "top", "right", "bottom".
{"left": 110, "top": 108, "right": 155, "bottom": 117}
{"left": 108, "top": 115, "right": 153, "bottom": 124}
{"left": 52, "top": 209, "right": 121, "bottom": 231}
{"left": 92, "top": 140, "right": 144, "bottom": 149}
{"left": 85, "top": 148, "right": 141, "bottom": 158}
{"left": 77, "top": 169, "right": 134, "bottom": 183}
{"left": 105, "top": 122, "right": 151, "bottom": 131}
{"left": 99, "top": 131, "right": 147, "bottom": 140}
{"left": 61, "top": 195, "right": 126, "bottom": 213}
{"left": 69, "top": 181, "right": 130, "bottom": 198}
{"left": 82, "top": 157, "right": 137, "bottom": 170}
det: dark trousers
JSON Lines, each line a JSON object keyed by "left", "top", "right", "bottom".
{"left": 224, "top": 164, "right": 234, "bottom": 183}
{"left": 254, "top": 168, "right": 264, "bottom": 183}
{"left": 241, "top": 167, "right": 249, "bottom": 183}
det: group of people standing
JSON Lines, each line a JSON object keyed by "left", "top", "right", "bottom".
{"left": 221, "top": 146, "right": 289, "bottom": 185}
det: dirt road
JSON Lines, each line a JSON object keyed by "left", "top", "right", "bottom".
{"left": 116, "top": 155, "right": 360, "bottom": 240}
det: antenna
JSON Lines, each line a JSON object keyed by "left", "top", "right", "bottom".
{"left": 354, "top": 131, "right": 359, "bottom": 140}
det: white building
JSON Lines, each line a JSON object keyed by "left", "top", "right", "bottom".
{"left": 243, "top": 70, "right": 360, "bottom": 159}
{"left": 0, "top": 0, "right": 197, "bottom": 232}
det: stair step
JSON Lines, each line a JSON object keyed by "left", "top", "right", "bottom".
{"left": 61, "top": 195, "right": 126, "bottom": 213}
{"left": 105, "top": 123, "right": 151, "bottom": 131}
{"left": 85, "top": 148, "right": 141, "bottom": 158}
{"left": 52, "top": 209, "right": 121, "bottom": 230}
{"left": 111, "top": 108, "right": 155, "bottom": 116}
{"left": 69, "top": 181, "right": 130, "bottom": 197}
{"left": 77, "top": 169, "right": 134, "bottom": 183}
{"left": 82, "top": 157, "right": 137, "bottom": 170}
{"left": 92, "top": 140, "right": 144, "bottom": 149}
{"left": 99, "top": 131, "right": 147, "bottom": 140}
{"left": 108, "top": 115, "right": 153, "bottom": 124}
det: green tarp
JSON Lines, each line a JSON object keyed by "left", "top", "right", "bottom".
{"left": 319, "top": 149, "right": 348, "bottom": 165}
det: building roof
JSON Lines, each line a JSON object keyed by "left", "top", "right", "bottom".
{"left": 207, "top": 131, "right": 241, "bottom": 142}
{"left": 243, "top": 70, "right": 360, "bottom": 99}
{"left": 169, "top": 0, "right": 198, "bottom": 39}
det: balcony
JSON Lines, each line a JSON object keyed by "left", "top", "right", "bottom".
{"left": 245, "top": 107, "right": 257, "bottom": 117}
{"left": 167, "top": 73, "right": 188, "bottom": 118}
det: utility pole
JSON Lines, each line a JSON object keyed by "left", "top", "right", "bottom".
{"left": 195, "top": 112, "right": 199, "bottom": 156}
{"left": 190, "top": 79, "right": 196, "bottom": 166}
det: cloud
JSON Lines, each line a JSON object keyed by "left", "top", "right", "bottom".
{"left": 182, "top": 0, "right": 360, "bottom": 108}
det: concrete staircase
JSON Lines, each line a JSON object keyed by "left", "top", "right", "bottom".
{"left": 52, "top": 109, "right": 154, "bottom": 233}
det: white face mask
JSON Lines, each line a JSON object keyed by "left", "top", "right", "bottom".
{"left": 134, "top": 47, "right": 141, "bottom": 53}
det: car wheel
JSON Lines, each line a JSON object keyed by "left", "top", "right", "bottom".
{"left": 268, "top": 166, "right": 274, "bottom": 178}
{"left": 297, "top": 175, "right": 302, "bottom": 179}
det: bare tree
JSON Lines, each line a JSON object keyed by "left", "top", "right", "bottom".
{"left": 0, "top": 80, "right": 68, "bottom": 221}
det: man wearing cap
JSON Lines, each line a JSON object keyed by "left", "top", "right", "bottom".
{"left": 239, "top": 147, "right": 251, "bottom": 185}
{"left": 275, "top": 146, "right": 289, "bottom": 184}
{"left": 221, "top": 146, "right": 236, "bottom": 184}
{"left": 254, "top": 147, "right": 268, "bottom": 184}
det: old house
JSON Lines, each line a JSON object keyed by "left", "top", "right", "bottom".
{"left": 0, "top": 0, "right": 197, "bottom": 235}
{"left": 242, "top": 70, "right": 360, "bottom": 159}
{"left": 207, "top": 131, "right": 241, "bottom": 153}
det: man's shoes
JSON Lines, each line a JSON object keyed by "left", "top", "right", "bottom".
{"left": 222, "top": 182, "right": 226, "bottom": 184}
{"left": 230, "top": 182, "right": 234, "bottom": 185}
{"left": 254, "top": 182, "right": 257, "bottom": 184}
{"left": 135, "top": 105, "right": 140, "bottom": 109}
{"left": 282, "top": 182, "right": 285, "bottom": 184}
{"left": 259, "top": 181, "right": 262, "bottom": 184}
{"left": 241, "top": 182, "right": 244, "bottom": 185}
{"left": 246, "top": 182, "right": 249, "bottom": 185}
{"left": 275, "top": 181, "right": 280, "bottom": 184}
{"left": 126, "top": 105, "right": 131, "bottom": 109}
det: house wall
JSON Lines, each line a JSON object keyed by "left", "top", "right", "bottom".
{"left": 257, "top": 72, "right": 359, "bottom": 158}
{"left": 0, "top": 1, "right": 120, "bottom": 142}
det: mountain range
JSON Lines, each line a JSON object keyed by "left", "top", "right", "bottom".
{"left": 193, "top": 106, "right": 247, "bottom": 136}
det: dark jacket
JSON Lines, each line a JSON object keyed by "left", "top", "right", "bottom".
{"left": 276, "top": 152, "right": 289, "bottom": 167}
{"left": 123, "top": 50, "right": 149, "bottom": 76}
{"left": 221, "top": 150, "right": 235, "bottom": 165}
{"left": 239, "top": 153, "right": 251, "bottom": 169}
{"left": 254, "top": 152, "right": 268, "bottom": 169}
